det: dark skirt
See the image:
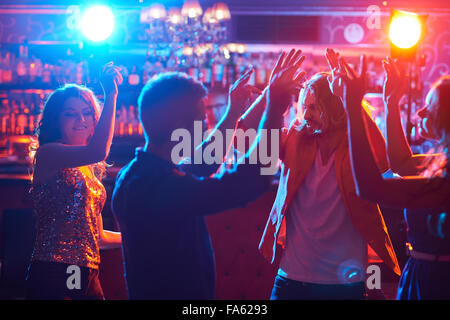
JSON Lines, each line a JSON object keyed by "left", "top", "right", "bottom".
{"left": 397, "top": 257, "right": 450, "bottom": 300}
{"left": 25, "top": 260, "right": 104, "bottom": 300}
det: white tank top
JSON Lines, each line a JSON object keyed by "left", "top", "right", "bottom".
{"left": 278, "top": 150, "right": 367, "bottom": 284}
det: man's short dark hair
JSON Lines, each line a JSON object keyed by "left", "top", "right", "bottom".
{"left": 138, "top": 72, "right": 207, "bottom": 119}
{"left": 137, "top": 72, "right": 207, "bottom": 143}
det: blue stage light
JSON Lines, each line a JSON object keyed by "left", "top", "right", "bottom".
{"left": 80, "top": 5, "right": 115, "bottom": 42}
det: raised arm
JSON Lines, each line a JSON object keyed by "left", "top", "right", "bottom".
{"left": 199, "top": 68, "right": 261, "bottom": 155}
{"left": 326, "top": 48, "right": 389, "bottom": 172}
{"left": 264, "top": 50, "right": 306, "bottom": 132}
{"left": 217, "top": 50, "right": 305, "bottom": 172}
{"left": 340, "top": 56, "right": 450, "bottom": 209}
{"left": 236, "top": 49, "right": 305, "bottom": 131}
{"left": 382, "top": 57, "right": 416, "bottom": 175}
{"left": 35, "top": 63, "right": 123, "bottom": 177}
{"left": 220, "top": 68, "right": 262, "bottom": 132}
{"left": 382, "top": 58, "right": 441, "bottom": 176}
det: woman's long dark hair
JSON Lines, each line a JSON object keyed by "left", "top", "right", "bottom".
{"left": 32, "top": 84, "right": 106, "bottom": 180}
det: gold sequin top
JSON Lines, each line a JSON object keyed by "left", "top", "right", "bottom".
{"left": 31, "top": 167, "right": 106, "bottom": 269}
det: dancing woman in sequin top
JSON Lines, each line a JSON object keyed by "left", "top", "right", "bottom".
{"left": 25, "top": 63, "right": 123, "bottom": 300}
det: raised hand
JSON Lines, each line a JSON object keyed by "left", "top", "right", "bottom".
{"left": 267, "top": 49, "right": 306, "bottom": 111}
{"left": 100, "top": 62, "right": 123, "bottom": 97}
{"left": 382, "top": 57, "right": 407, "bottom": 106}
{"left": 269, "top": 49, "right": 304, "bottom": 83}
{"left": 229, "top": 68, "right": 262, "bottom": 114}
{"left": 325, "top": 48, "right": 344, "bottom": 98}
{"left": 336, "top": 54, "right": 367, "bottom": 111}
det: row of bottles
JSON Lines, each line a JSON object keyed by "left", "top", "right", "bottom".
{"left": 0, "top": 93, "right": 44, "bottom": 136}
{"left": 115, "top": 104, "right": 143, "bottom": 137}
{"left": 0, "top": 92, "right": 144, "bottom": 138}
{"left": 0, "top": 44, "right": 392, "bottom": 93}
{"left": 0, "top": 46, "right": 89, "bottom": 87}
{"left": 158, "top": 52, "right": 281, "bottom": 89}
{"left": 0, "top": 45, "right": 285, "bottom": 89}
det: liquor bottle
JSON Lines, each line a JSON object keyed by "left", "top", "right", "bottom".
{"left": 114, "top": 107, "right": 122, "bottom": 137}
{"left": 166, "top": 54, "right": 177, "bottom": 72}
{"left": 200, "top": 55, "right": 212, "bottom": 87}
{"left": 187, "top": 56, "right": 199, "bottom": 81}
{"left": 42, "top": 63, "right": 52, "bottom": 86}
{"left": 54, "top": 60, "right": 64, "bottom": 86}
{"left": 34, "top": 56, "right": 43, "bottom": 85}
{"left": 2, "top": 53, "right": 13, "bottom": 84}
{"left": 128, "top": 66, "right": 140, "bottom": 86}
{"left": 248, "top": 53, "right": 257, "bottom": 87}
{"left": 142, "top": 60, "right": 152, "bottom": 85}
{"left": 188, "top": 65, "right": 199, "bottom": 81}
{"left": 256, "top": 53, "right": 267, "bottom": 87}
{"left": 10, "top": 100, "right": 19, "bottom": 135}
{"left": 16, "top": 45, "right": 29, "bottom": 85}
{"left": 153, "top": 59, "right": 164, "bottom": 76}
{"left": 0, "top": 52, "right": 4, "bottom": 85}
{"left": 212, "top": 57, "right": 224, "bottom": 88}
{"left": 235, "top": 56, "right": 246, "bottom": 79}
{"left": 128, "top": 105, "right": 140, "bottom": 136}
{"left": 118, "top": 103, "right": 127, "bottom": 137}
{"left": 82, "top": 60, "right": 90, "bottom": 84}
{"left": 0, "top": 99, "right": 10, "bottom": 135}
{"left": 225, "top": 53, "right": 236, "bottom": 88}
{"left": 75, "top": 61, "right": 83, "bottom": 84}
{"left": 28, "top": 102, "right": 37, "bottom": 135}
{"left": 29, "top": 56, "right": 38, "bottom": 84}
{"left": 17, "top": 100, "right": 29, "bottom": 135}
{"left": 34, "top": 95, "right": 44, "bottom": 127}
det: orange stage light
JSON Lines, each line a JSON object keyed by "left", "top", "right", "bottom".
{"left": 388, "top": 10, "right": 427, "bottom": 61}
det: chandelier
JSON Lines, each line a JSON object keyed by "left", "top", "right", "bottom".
{"left": 140, "top": 0, "right": 232, "bottom": 67}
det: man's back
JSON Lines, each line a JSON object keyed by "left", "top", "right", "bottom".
{"left": 112, "top": 148, "right": 269, "bottom": 299}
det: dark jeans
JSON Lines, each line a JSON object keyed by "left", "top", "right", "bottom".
{"left": 25, "top": 261, "right": 104, "bottom": 300}
{"left": 270, "top": 275, "right": 366, "bottom": 300}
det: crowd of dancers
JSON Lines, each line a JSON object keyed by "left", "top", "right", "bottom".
{"left": 24, "top": 47, "right": 449, "bottom": 300}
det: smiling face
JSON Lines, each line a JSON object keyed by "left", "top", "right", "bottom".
{"left": 298, "top": 73, "right": 346, "bottom": 137}
{"left": 300, "top": 88, "right": 327, "bottom": 135}
{"left": 417, "top": 88, "right": 440, "bottom": 140}
{"left": 58, "top": 97, "right": 95, "bottom": 145}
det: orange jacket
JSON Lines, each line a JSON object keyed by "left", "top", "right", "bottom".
{"left": 258, "top": 111, "right": 401, "bottom": 276}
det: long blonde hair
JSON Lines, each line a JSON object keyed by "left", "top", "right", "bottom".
{"left": 302, "top": 72, "right": 347, "bottom": 131}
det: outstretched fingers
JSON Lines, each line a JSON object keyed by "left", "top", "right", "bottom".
{"left": 326, "top": 48, "right": 339, "bottom": 71}
{"left": 237, "top": 68, "right": 254, "bottom": 84}
{"left": 274, "top": 51, "right": 286, "bottom": 72}
{"left": 359, "top": 54, "right": 367, "bottom": 79}
{"left": 281, "top": 49, "right": 296, "bottom": 69}
{"left": 339, "top": 57, "right": 358, "bottom": 80}
{"left": 286, "top": 49, "right": 302, "bottom": 68}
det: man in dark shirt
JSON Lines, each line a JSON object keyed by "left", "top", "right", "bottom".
{"left": 111, "top": 72, "right": 265, "bottom": 299}
{"left": 112, "top": 147, "right": 268, "bottom": 299}
{"left": 112, "top": 57, "right": 303, "bottom": 299}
